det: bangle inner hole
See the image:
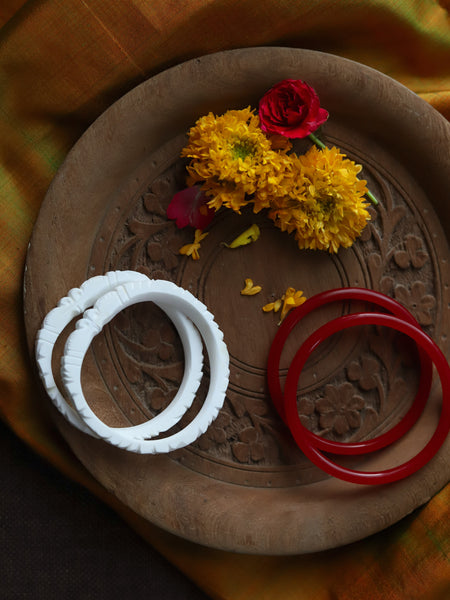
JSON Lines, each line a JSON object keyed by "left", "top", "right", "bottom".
{"left": 291, "top": 324, "right": 423, "bottom": 449}
{"left": 82, "top": 301, "right": 187, "bottom": 428}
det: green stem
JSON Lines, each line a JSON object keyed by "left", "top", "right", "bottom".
{"left": 308, "top": 132, "right": 326, "bottom": 149}
{"left": 307, "top": 133, "right": 379, "bottom": 206}
{"left": 365, "top": 189, "right": 378, "bottom": 206}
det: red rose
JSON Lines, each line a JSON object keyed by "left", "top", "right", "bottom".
{"left": 258, "top": 79, "right": 328, "bottom": 139}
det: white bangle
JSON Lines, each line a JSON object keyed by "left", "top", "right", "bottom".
{"left": 36, "top": 271, "right": 204, "bottom": 438}
{"left": 61, "top": 278, "right": 229, "bottom": 454}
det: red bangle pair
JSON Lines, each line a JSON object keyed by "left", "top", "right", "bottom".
{"left": 267, "top": 288, "right": 450, "bottom": 485}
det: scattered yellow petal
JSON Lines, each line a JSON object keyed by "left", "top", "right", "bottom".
{"left": 279, "top": 287, "right": 307, "bottom": 322}
{"left": 241, "top": 278, "right": 262, "bottom": 296}
{"left": 262, "top": 299, "right": 282, "bottom": 313}
{"left": 224, "top": 224, "right": 260, "bottom": 248}
{"left": 178, "top": 229, "right": 209, "bottom": 260}
{"left": 263, "top": 287, "right": 307, "bottom": 323}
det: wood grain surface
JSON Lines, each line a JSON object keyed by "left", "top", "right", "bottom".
{"left": 24, "top": 47, "right": 450, "bottom": 555}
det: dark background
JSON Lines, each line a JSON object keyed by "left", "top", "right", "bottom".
{"left": 0, "top": 418, "right": 210, "bottom": 600}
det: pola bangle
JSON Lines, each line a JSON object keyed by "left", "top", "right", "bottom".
{"left": 267, "top": 288, "right": 432, "bottom": 455}
{"left": 283, "top": 312, "right": 450, "bottom": 485}
{"left": 61, "top": 278, "right": 230, "bottom": 454}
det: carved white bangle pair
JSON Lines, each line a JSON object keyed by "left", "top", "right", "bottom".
{"left": 35, "top": 271, "right": 229, "bottom": 454}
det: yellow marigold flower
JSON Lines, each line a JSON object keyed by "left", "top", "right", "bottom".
{"left": 241, "top": 278, "right": 262, "bottom": 296}
{"left": 268, "top": 146, "right": 371, "bottom": 253}
{"left": 182, "top": 108, "right": 290, "bottom": 213}
{"left": 178, "top": 229, "right": 208, "bottom": 260}
{"left": 263, "top": 287, "right": 307, "bottom": 323}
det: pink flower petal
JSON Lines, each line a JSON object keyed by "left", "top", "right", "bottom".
{"left": 166, "top": 185, "right": 215, "bottom": 229}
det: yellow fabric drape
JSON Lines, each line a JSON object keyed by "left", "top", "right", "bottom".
{"left": 1, "top": 1, "right": 449, "bottom": 598}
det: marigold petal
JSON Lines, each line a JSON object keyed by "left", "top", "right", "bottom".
{"left": 178, "top": 229, "right": 208, "bottom": 260}
{"left": 241, "top": 278, "right": 262, "bottom": 296}
{"left": 225, "top": 224, "right": 261, "bottom": 248}
{"left": 262, "top": 299, "right": 282, "bottom": 313}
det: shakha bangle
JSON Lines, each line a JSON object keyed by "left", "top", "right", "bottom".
{"left": 283, "top": 312, "right": 450, "bottom": 484}
{"left": 36, "top": 271, "right": 204, "bottom": 438}
{"left": 267, "top": 288, "right": 432, "bottom": 455}
{"left": 61, "top": 278, "right": 230, "bottom": 454}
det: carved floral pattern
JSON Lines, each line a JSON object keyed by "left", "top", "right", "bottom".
{"left": 347, "top": 356, "right": 381, "bottom": 391}
{"left": 197, "top": 411, "right": 231, "bottom": 450}
{"left": 362, "top": 174, "right": 436, "bottom": 328}
{"left": 231, "top": 427, "right": 266, "bottom": 463}
{"left": 394, "top": 234, "right": 428, "bottom": 269}
{"left": 110, "top": 304, "right": 185, "bottom": 416}
{"left": 394, "top": 281, "right": 436, "bottom": 326}
{"left": 298, "top": 397, "right": 315, "bottom": 429}
{"left": 315, "top": 383, "right": 365, "bottom": 436}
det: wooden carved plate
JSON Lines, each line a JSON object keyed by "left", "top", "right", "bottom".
{"left": 24, "top": 48, "right": 450, "bottom": 555}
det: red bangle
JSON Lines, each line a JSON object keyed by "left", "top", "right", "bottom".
{"left": 267, "top": 288, "right": 432, "bottom": 455}
{"left": 283, "top": 312, "right": 450, "bottom": 484}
